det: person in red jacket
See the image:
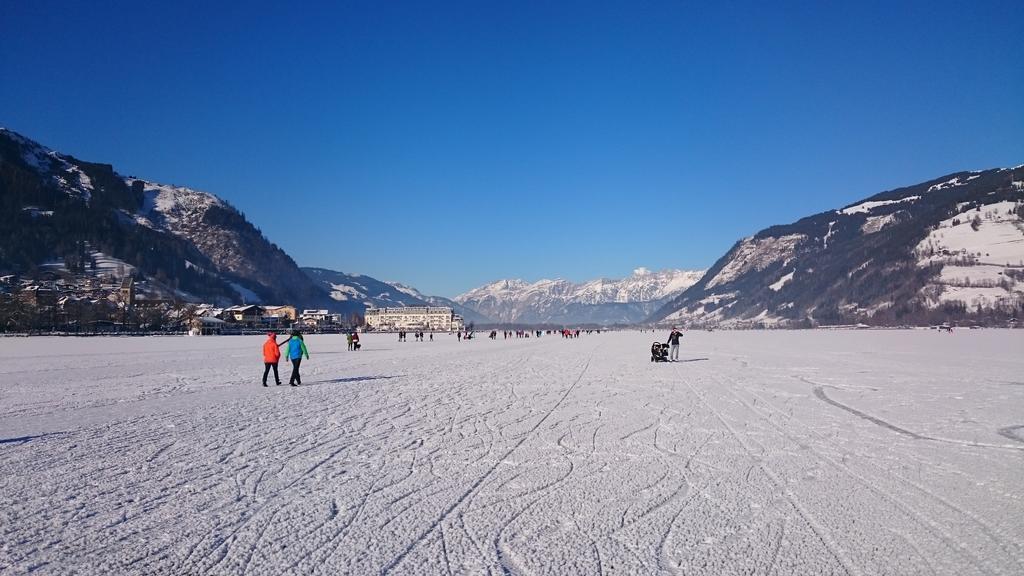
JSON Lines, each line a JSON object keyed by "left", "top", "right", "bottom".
{"left": 262, "top": 332, "right": 284, "bottom": 386}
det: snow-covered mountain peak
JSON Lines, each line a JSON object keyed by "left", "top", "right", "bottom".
{"left": 454, "top": 268, "right": 706, "bottom": 324}
{"left": 456, "top": 279, "right": 530, "bottom": 301}
{"left": 499, "top": 279, "right": 530, "bottom": 290}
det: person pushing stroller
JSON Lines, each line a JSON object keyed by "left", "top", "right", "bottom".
{"left": 666, "top": 327, "right": 683, "bottom": 361}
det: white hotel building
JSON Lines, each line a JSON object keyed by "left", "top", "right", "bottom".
{"left": 364, "top": 307, "right": 465, "bottom": 332}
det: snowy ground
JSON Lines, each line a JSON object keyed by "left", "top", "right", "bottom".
{"left": 2, "top": 330, "right": 1023, "bottom": 575}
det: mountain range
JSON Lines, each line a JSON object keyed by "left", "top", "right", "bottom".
{"left": 0, "top": 128, "right": 695, "bottom": 325}
{"left": 454, "top": 268, "right": 705, "bottom": 325}
{"left": 3, "top": 127, "right": 1021, "bottom": 327}
{"left": 301, "top": 267, "right": 491, "bottom": 324}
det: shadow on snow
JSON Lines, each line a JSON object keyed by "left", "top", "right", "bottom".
{"left": 303, "top": 375, "right": 403, "bottom": 387}
{"left": 0, "top": 432, "right": 67, "bottom": 446}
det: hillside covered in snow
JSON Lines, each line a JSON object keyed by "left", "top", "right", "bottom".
{"left": 385, "top": 281, "right": 494, "bottom": 324}
{"left": 302, "top": 267, "right": 492, "bottom": 323}
{"left": 0, "top": 128, "right": 355, "bottom": 311}
{"left": 455, "top": 268, "right": 705, "bottom": 325}
{"left": 650, "top": 168, "right": 1024, "bottom": 327}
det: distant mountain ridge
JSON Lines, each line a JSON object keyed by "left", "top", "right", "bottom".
{"left": 454, "top": 268, "right": 705, "bottom": 325}
{"left": 303, "top": 267, "right": 428, "bottom": 308}
{"left": 649, "top": 167, "right": 1024, "bottom": 327}
{"left": 301, "top": 267, "right": 493, "bottom": 323}
{"left": 385, "top": 282, "right": 494, "bottom": 324}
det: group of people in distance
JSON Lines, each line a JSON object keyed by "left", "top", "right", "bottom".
{"left": 397, "top": 330, "right": 433, "bottom": 342}
{"left": 261, "top": 325, "right": 684, "bottom": 386}
{"left": 498, "top": 330, "right": 545, "bottom": 339}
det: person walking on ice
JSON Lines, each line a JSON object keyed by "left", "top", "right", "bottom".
{"left": 283, "top": 330, "right": 310, "bottom": 386}
{"left": 261, "top": 332, "right": 284, "bottom": 386}
{"left": 667, "top": 327, "right": 683, "bottom": 362}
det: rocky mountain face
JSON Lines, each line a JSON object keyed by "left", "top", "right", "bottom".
{"left": 454, "top": 268, "right": 705, "bottom": 325}
{"left": 650, "top": 168, "right": 1024, "bottom": 327}
{"left": 0, "top": 128, "right": 355, "bottom": 311}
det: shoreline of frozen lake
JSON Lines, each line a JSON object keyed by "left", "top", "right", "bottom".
{"left": 2, "top": 330, "right": 1023, "bottom": 574}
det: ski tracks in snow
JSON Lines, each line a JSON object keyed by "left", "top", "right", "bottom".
{"left": 1, "top": 331, "right": 1023, "bottom": 574}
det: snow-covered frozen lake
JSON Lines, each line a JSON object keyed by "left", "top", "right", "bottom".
{"left": 2, "top": 330, "right": 1023, "bottom": 575}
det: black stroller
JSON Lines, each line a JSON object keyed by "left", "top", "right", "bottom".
{"left": 651, "top": 342, "right": 670, "bottom": 362}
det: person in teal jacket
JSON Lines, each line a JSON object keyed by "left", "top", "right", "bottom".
{"left": 283, "top": 330, "right": 310, "bottom": 386}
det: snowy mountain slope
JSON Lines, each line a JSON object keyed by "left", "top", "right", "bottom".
{"left": 303, "top": 268, "right": 430, "bottom": 308}
{"left": 386, "top": 282, "right": 494, "bottom": 324}
{"left": 1, "top": 129, "right": 97, "bottom": 202}
{"left": 123, "top": 178, "right": 344, "bottom": 308}
{"left": 301, "top": 268, "right": 494, "bottom": 323}
{"left": 2, "top": 128, "right": 233, "bottom": 301}
{"left": 0, "top": 128, "right": 354, "bottom": 311}
{"left": 455, "top": 268, "right": 705, "bottom": 324}
{"left": 913, "top": 199, "right": 1024, "bottom": 311}
{"left": 650, "top": 167, "right": 1024, "bottom": 327}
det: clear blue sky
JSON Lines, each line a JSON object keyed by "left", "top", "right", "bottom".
{"left": 2, "top": 1, "right": 1022, "bottom": 297}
